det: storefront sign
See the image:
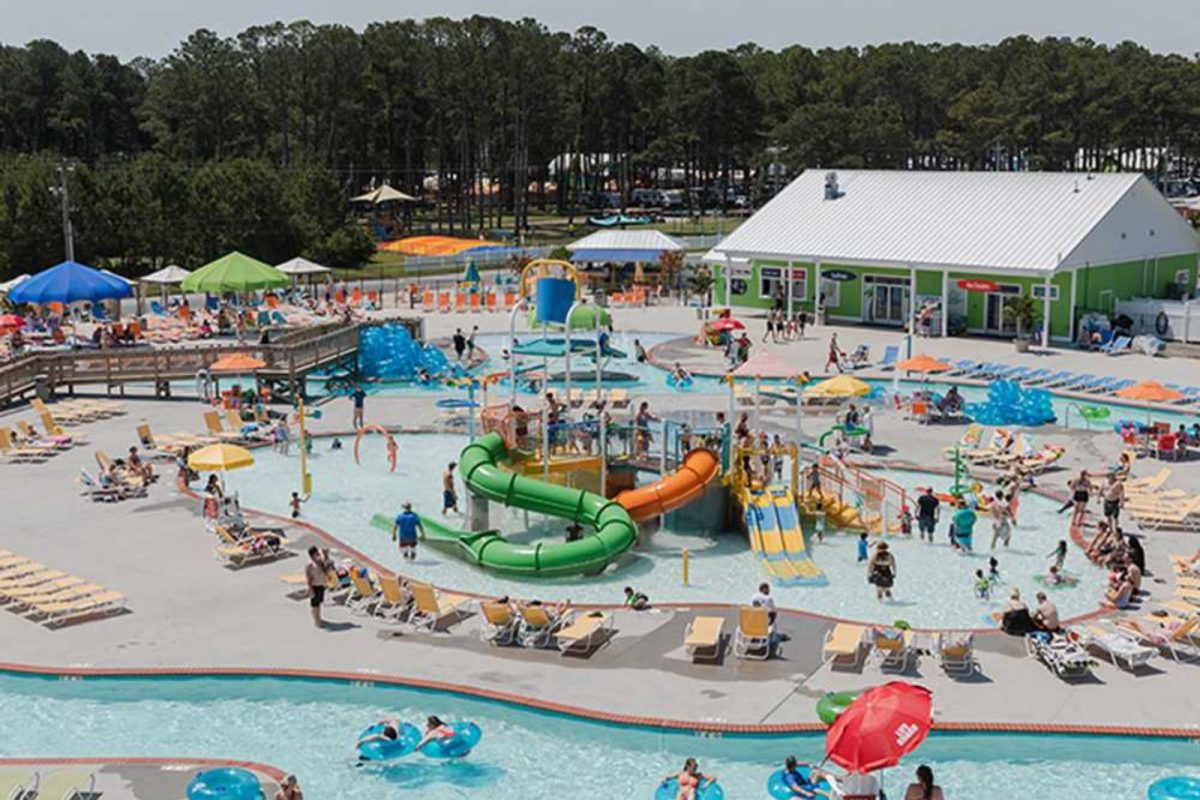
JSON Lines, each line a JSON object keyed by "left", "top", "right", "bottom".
{"left": 957, "top": 279, "right": 1000, "bottom": 293}
{"left": 823, "top": 269, "right": 857, "bottom": 282}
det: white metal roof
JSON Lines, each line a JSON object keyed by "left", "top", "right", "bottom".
{"left": 567, "top": 229, "right": 686, "bottom": 252}
{"left": 707, "top": 170, "right": 1199, "bottom": 273}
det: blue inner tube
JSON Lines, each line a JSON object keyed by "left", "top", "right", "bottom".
{"left": 420, "top": 721, "right": 483, "bottom": 758}
{"left": 767, "top": 766, "right": 831, "bottom": 800}
{"left": 187, "top": 768, "right": 261, "bottom": 800}
{"left": 435, "top": 398, "right": 479, "bottom": 409}
{"left": 1149, "top": 776, "right": 1200, "bottom": 800}
{"left": 666, "top": 374, "right": 694, "bottom": 390}
{"left": 356, "top": 721, "right": 421, "bottom": 761}
{"left": 656, "top": 777, "right": 725, "bottom": 800}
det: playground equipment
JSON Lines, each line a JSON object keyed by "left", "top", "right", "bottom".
{"left": 817, "top": 423, "right": 869, "bottom": 448}
{"left": 614, "top": 448, "right": 720, "bottom": 521}
{"left": 357, "top": 323, "right": 458, "bottom": 381}
{"left": 964, "top": 380, "right": 1055, "bottom": 426}
{"left": 796, "top": 456, "right": 909, "bottom": 536}
{"left": 354, "top": 425, "right": 398, "bottom": 472}
{"left": 728, "top": 441, "right": 826, "bottom": 585}
{"left": 520, "top": 258, "right": 581, "bottom": 324}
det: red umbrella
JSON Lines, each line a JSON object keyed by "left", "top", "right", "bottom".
{"left": 708, "top": 318, "right": 745, "bottom": 332}
{"left": 0, "top": 314, "right": 24, "bottom": 331}
{"left": 825, "top": 682, "right": 932, "bottom": 773}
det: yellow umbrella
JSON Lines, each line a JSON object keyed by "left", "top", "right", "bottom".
{"left": 1114, "top": 380, "right": 1183, "bottom": 403}
{"left": 895, "top": 355, "right": 951, "bottom": 373}
{"left": 188, "top": 443, "right": 256, "bottom": 472}
{"left": 808, "top": 374, "right": 871, "bottom": 397}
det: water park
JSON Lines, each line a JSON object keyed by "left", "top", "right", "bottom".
{"left": 4, "top": 218, "right": 1200, "bottom": 799}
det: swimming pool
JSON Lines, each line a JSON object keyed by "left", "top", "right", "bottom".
{"left": 227, "top": 433, "right": 1108, "bottom": 628}
{"left": 0, "top": 672, "right": 1192, "bottom": 799}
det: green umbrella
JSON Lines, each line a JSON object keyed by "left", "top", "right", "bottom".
{"left": 181, "top": 252, "right": 289, "bottom": 293}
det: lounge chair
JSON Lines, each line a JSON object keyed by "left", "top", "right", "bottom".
{"left": 214, "top": 525, "right": 288, "bottom": 567}
{"left": 556, "top": 611, "right": 613, "bottom": 655}
{"left": 0, "top": 768, "right": 35, "bottom": 800}
{"left": 608, "top": 389, "right": 630, "bottom": 409}
{"left": 1041, "top": 370, "right": 1078, "bottom": 387}
{"left": 33, "top": 769, "right": 95, "bottom": 800}
{"left": 345, "top": 569, "right": 381, "bottom": 614}
{"left": 2, "top": 576, "right": 87, "bottom": 602}
{"left": 16, "top": 420, "right": 72, "bottom": 449}
{"left": 479, "top": 601, "right": 521, "bottom": 645}
{"left": 962, "top": 429, "right": 1014, "bottom": 465}
{"left": 408, "top": 581, "right": 471, "bottom": 632}
{"left": 0, "top": 569, "right": 67, "bottom": 592}
{"left": 1113, "top": 616, "right": 1200, "bottom": 662}
{"left": 1025, "top": 632, "right": 1095, "bottom": 677}
{"left": 821, "top": 623, "right": 867, "bottom": 668}
{"left": 0, "top": 427, "right": 53, "bottom": 462}
{"left": 875, "top": 344, "right": 900, "bottom": 370}
{"left": 941, "top": 424, "right": 984, "bottom": 458}
{"left": 10, "top": 582, "right": 104, "bottom": 612}
{"left": 374, "top": 575, "right": 411, "bottom": 622}
{"left": 733, "top": 605, "right": 774, "bottom": 660}
{"left": 870, "top": 626, "right": 914, "bottom": 671}
{"left": 1071, "top": 625, "right": 1157, "bottom": 671}
{"left": 936, "top": 632, "right": 975, "bottom": 676}
{"left": 684, "top": 615, "right": 725, "bottom": 662}
{"left": 1129, "top": 498, "right": 1200, "bottom": 531}
{"left": 1018, "top": 368, "right": 1052, "bottom": 385}
{"left": 1060, "top": 373, "right": 1096, "bottom": 390}
{"left": 518, "top": 604, "right": 569, "bottom": 648}
{"left": 204, "top": 410, "right": 245, "bottom": 442}
{"left": 34, "top": 590, "right": 126, "bottom": 628}
{"left": 1100, "top": 335, "right": 1131, "bottom": 355}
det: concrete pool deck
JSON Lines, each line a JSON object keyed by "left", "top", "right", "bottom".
{"left": 1, "top": 306, "right": 1200, "bottom": 742}
{"left": 0, "top": 758, "right": 286, "bottom": 800}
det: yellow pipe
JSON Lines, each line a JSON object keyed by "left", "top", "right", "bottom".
{"left": 682, "top": 548, "right": 690, "bottom": 586}
{"left": 298, "top": 399, "right": 312, "bottom": 495}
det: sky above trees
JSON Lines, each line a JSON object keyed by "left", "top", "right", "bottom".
{"left": 3, "top": 0, "right": 1198, "bottom": 58}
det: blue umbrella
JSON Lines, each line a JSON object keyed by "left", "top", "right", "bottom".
{"left": 8, "top": 260, "right": 133, "bottom": 305}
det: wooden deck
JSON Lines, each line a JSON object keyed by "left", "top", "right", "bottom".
{"left": 0, "top": 318, "right": 421, "bottom": 406}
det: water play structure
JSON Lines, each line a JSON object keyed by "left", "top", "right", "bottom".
{"left": 357, "top": 324, "right": 457, "bottom": 381}
{"left": 354, "top": 424, "right": 397, "bottom": 472}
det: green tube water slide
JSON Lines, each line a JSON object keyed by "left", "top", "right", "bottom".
{"left": 372, "top": 431, "right": 638, "bottom": 577}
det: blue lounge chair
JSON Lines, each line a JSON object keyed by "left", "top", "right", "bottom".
{"left": 1105, "top": 379, "right": 1135, "bottom": 395}
{"left": 1075, "top": 375, "right": 1116, "bottom": 393}
{"left": 1020, "top": 368, "right": 1051, "bottom": 384}
{"left": 1062, "top": 373, "right": 1097, "bottom": 390}
{"left": 1041, "top": 370, "right": 1077, "bottom": 387}
{"left": 205, "top": 296, "right": 219, "bottom": 312}
{"left": 1004, "top": 366, "right": 1034, "bottom": 382}
{"left": 876, "top": 345, "right": 900, "bottom": 371}
{"left": 271, "top": 310, "right": 288, "bottom": 326}
{"left": 1100, "top": 335, "right": 1131, "bottom": 355}
{"left": 256, "top": 310, "right": 271, "bottom": 327}
{"left": 91, "top": 304, "right": 110, "bottom": 322}
{"left": 149, "top": 300, "right": 165, "bottom": 315}
{"left": 948, "top": 360, "right": 977, "bottom": 375}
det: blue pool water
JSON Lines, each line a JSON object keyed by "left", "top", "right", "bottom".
{"left": 228, "top": 433, "right": 1107, "bottom": 628}
{"left": 0, "top": 673, "right": 1193, "bottom": 799}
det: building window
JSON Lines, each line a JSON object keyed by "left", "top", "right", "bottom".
{"left": 1031, "top": 284, "right": 1060, "bottom": 301}
{"left": 819, "top": 277, "right": 841, "bottom": 308}
{"left": 730, "top": 279, "right": 748, "bottom": 296}
{"left": 760, "top": 267, "right": 782, "bottom": 299}
{"left": 1176, "top": 269, "right": 1191, "bottom": 287}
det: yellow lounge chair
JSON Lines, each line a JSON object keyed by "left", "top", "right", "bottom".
{"left": 204, "top": 410, "right": 245, "bottom": 442}
{"left": 11, "top": 582, "right": 103, "bottom": 611}
{"left": 1125, "top": 467, "right": 1170, "bottom": 492}
{"left": 375, "top": 575, "right": 411, "bottom": 622}
{"left": 0, "top": 768, "right": 36, "bottom": 800}
{"left": 0, "top": 569, "right": 66, "bottom": 591}
{"left": 822, "top": 623, "right": 867, "bottom": 668}
{"left": 0, "top": 427, "right": 52, "bottom": 462}
{"left": 734, "top": 605, "right": 773, "bottom": 660}
{"left": 556, "top": 611, "right": 612, "bottom": 655}
{"left": 345, "top": 569, "right": 380, "bottom": 614}
{"left": 31, "top": 770, "right": 95, "bottom": 800}
{"left": 1159, "top": 599, "right": 1200, "bottom": 617}
{"left": 479, "top": 602, "right": 520, "bottom": 646}
{"left": 34, "top": 590, "right": 126, "bottom": 627}
{"left": 684, "top": 615, "right": 725, "bottom": 662}
{"left": 31, "top": 398, "right": 90, "bottom": 423}
{"left": 608, "top": 389, "right": 630, "bottom": 409}
{"left": 214, "top": 526, "right": 288, "bottom": 567}
{"left": 937, "top": 632, "right": 975, "bottom": 676}
{"left": 941, "top": 424, "right": 984, "bottom": 458}
{"left": 2, "top": 576, "right": 87, "bottom": 601}
{"left": 39, "top": 412, "right": 89, "bottom": 443}
{"left": 870, "top": 627, "right": 914, "bottom": 671}
{"left": 962, "top": 429, "right": 1013, "bottom": 465}
{"left": 408, "top": 582, "right": 471, "bottom": 631}
{"left": 1115, "top": 616, "right": 1200, "bottom": 661}
{"left": 1130, "top": 499, "right": 1200, "bottom": 531}
{"left": 15, "top": 420, "right": 70, "bottom": 450}
{"left": 518, "top": 604, "right": 569, "bottom": 648}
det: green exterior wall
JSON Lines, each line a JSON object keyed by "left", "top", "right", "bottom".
{"left": 714, "top": 253, "right": 1198, "bottom": 341}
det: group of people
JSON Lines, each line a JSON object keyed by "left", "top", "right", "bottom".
{"left": 761, "top": 308, "right": 809, "bottom": 344}
{"left": 665, "top": 757, "right": 942, "bottom": 800}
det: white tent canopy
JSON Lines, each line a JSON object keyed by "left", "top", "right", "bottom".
{"left": 275, "top": 257, "right": 332, "bottom": 277}
{"left": 351, "top": 184, "right": 417, "bottom": 204}
{"left": 140, "top": 265, "right": 192, "bottom": 285}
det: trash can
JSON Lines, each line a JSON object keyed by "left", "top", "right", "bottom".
{"left": 34, "top": 374, "right": 52, "bottom": 402}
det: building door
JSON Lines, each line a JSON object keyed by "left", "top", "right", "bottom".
{"left": 863, "top": 276, "right": 910, "bottom": 326}
{"left": 983, "top": 286, "right": 1021, "bottom": 333}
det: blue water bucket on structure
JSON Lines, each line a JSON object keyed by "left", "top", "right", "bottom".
{"left": 535, "top": 277, "right": 576, "bottom": 325}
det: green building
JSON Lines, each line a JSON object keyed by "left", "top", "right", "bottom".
{"left": 705, "top": 170, "right": 1200, "bottom": 343}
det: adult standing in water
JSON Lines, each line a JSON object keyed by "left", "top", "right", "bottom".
{"left": 442, "top": 462, "right": 459, "bottom": 515}
{"left": 452, "top": 328, "right": 467, "bottom": 362}
{"left": 903, "top": 765, "right": 944, "bottom": 800}
{"left": 868, "top": 542, "right": 897, "bottom": 601}
{"left": 351, "top": 383, "right": 366, "bottom": 430}
{"left": 392, "top": 502, "right": 424, "bottom": 561}
{"left": 1102, "top": 473, "right": 1125, "bottom": 530}
{"left": 989, "top": 491, "right": 1013, "bottom": 549}
{"left": 916, "top": 487, "right": 940, "bottom": 543}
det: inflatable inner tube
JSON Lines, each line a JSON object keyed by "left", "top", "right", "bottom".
{"left": 1149, "top": 776, "right": 1200, "bottom": 800}
{"left": 187, "top": 768, "right": 262, "bottom": 800}
{"left": 767, "top": 766, "right": 832, "bottom": 800}
{"left": 1078, "top": 405, "right": 1110, "bottom": 420}
{"left": 356, "top": 721, "right": 421, "bottom": 762}
{"left": 816, "top": 691, "right": 860, "bottom": 725}
{"left": 419, "top": 721, "right": 482, "bottom": 759}
{"left": 666, "top": 374, "right": 694, "bottom": 390}
{"left": 1155, "top": 312, "right": 1170, "bottom": 337}
{"left": 656, "top": 777, "right": 725, "bottom": 800}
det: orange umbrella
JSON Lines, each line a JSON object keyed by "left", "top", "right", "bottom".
{"left": 1114, "top": 380, "right": 1183, "bottom": 403}
{"left": 209, "top": 352, "right": 266, "bottom": 372}
{"left": 895, "top": 354, "right": 950, "bottom": 373}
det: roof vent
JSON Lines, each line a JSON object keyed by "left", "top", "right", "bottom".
{"left": 824, "top": 171, "right": 840, "bottom": 201}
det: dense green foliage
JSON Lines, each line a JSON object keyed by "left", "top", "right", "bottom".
{"left": 2, "top": 18, "right": 1199, "bottom": 277}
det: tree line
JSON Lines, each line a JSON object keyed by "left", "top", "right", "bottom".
{"left": 2, "top": 18, "right": 1199, "bottom": 278}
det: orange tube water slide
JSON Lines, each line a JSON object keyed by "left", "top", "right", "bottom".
{"left": 615, "top": 448, "right": 721, "bottom": 522}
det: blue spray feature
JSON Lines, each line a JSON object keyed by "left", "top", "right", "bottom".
{"left": 964, "top": 380, "right": 1055, "bottom": 426}
{"left": 357, "top": 324, "right": 463, "bottom": 381}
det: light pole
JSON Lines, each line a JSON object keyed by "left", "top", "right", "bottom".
{"left": 53, "top": 164, "right": 75, "bottom": 262}
{"left": 508, "top": 297, "right": 527, "bottom": 403}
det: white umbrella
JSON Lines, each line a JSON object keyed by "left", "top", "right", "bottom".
{"left": 141, "top": 265, "right": 192, "bottom": 285}
{"left": 351, "top": 183, "right": 417, "bottom": 204}
{"left": 0, "top": 274, "right": 31, "bottom": 294}
{"left": 275, "top": 257, "right": 332, "bottom": 277}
